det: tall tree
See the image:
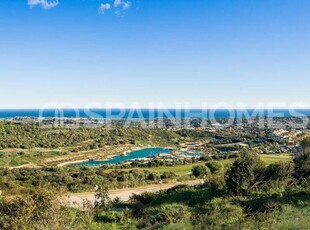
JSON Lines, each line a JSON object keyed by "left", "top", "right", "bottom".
{"left": 225, "top": 151, "right": 265, "bottom": 195}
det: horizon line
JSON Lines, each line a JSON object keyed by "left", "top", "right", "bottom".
{"left": 1, "top": 108, "right": 310, "bottom": 110}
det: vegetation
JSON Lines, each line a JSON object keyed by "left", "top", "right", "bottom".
{"left": 0, "top": 154, "right": 292, "bottom": 195}
{"left": 0, "top": 121, "right": 182, "bottom": 167}
{"left": 0, "top": 120, "right": 297, "bottom": 167}
{"left": 0, "top": 122, "right": 180, "bottom": 150}
{"left": 0, "top": 147, "right": 308, "bottom": 229}
{"left": 0, "top": 121, "right": 308, "bottom": 229}
{"left": 191, "top": 165, "right": 211, "bottom": 178}
{"left": 0, "top": 166, "right": 184, "bottom": 194}
{"left": 225, "top": 151, "right": 265, "bottom": 195}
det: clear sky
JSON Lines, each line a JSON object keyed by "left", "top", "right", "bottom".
{"left": 0, "top": 0, "right": 309, "bottom": 109}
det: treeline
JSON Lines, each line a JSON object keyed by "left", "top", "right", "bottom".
{"left": 0, "top": 156, "right": 221, "bottom": 194}
{"left": 0, "top": 121, "right": 281, "bottom": 155}
{"left": 101, "top": 156, "right": 212, "bottom": 170}
{"left": 0, "top": 166, "right": 185, "bottom": 194}
{"left": 0, "top": 121, "right": 180, "bottom": 150}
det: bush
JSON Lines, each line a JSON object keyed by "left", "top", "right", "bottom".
{"left": 300, "top": 138, "right": 310, "bottom": 155}
{"left": 294, "top": 152, "right": 310, "bottom": 181}
{"left": 225, "top": 151, "right": 265, "bottom": 195}
{"left": 139, "top": 203, "right": 191, "bottom": 229}
{"left": 262, "top": 162, "right": 294, "bottom": 191}
{"left": 192, "top": 165, "right": 211, "bottom": 178}
{"left": 205, "top": 161, "right": 224, "bottom": 174}
{"left": 131, "top": 192, "right": 159, "bottom": 205}
{"left": 264, "top": 162, "right": 294, "bottom": 181}
{"left": 195, "top": 198, "right": 244, "bottom": 229}
{"left": 160, "top": 172, "right": 178, "bottom": 180}
{"left": 166, "top": 184, "right": 191, "bottom": 194}
{"left": 0, "top": 189, "right": 93, "bottom": 230}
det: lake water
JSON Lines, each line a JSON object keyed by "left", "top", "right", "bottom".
{"left": 72, "top": 147, "right": 173, "bottom": 167}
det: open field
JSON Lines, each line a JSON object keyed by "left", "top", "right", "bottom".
{"left": 259, "top": 153, "right": 292, "bottom": 163}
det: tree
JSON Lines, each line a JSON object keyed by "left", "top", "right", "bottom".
{"left": 262, "top": 161, "right": 294, "bottom": 191}
{"left": 300, "top": 137, "right": 310, "bottom": 155}
{"left": 294, "top": 151, "right": 310, "bottom": 180}
{"left": 94, "top": 185, "right": 112, "bottom": 213}
{"left": 263, "top": 161, "right": 294, "bottom": 181}
{"left": 225, "top": 151, "right": 265, "bottom": 195}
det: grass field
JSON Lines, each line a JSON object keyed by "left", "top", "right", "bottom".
{"left": 259, "top": 153, "right": 292, "bottom": 164}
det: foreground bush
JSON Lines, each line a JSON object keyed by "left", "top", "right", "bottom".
{"left": 0, "top": 189, "right": 94, "bottom": 230}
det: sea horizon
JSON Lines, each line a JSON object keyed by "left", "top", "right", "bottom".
{"left": 1, "top": 108, "right": 310, "bottom": 119}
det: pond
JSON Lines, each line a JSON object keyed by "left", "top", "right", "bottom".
{"left": 71, "top": 147, "right": 173, "bottom": 167}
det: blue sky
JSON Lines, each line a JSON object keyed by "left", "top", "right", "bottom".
{"left": 0, "top": 0, "right": 309, "bottom": 108}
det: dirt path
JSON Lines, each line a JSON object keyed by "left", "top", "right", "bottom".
{"left": 8, "top": 164, "right": 41, "bottom": 169}
{"left": 66, "top": 180, "right": 201, "bottom": 208}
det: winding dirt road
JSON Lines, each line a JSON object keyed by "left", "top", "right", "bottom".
{"left": 66, "top": 180, "right": 201, "bottom": 208}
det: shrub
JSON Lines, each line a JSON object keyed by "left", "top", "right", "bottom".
{"left": 166, "top": 184, "right": 191, "bottom": 194}
{"left": 192, "top": 165, "right": 211, "bottom": 178}
{"left": 205, "top": 161, "right": 224, "bottom": 174}
{"left": 139, "top": 204, "right": 191, "bottom": 229}
{"left": 195, "top": 198, "right": 244, "bottom": 229}
{"left": 294, "top": 152, "right": 310, "bottom": 181}
{"left": 225, "top": 151, "right": 265, "bottom": 195}
{"left": 160, "top": 172, "right": 178, "bottom": 180}
{"left": 131, "top": 192, "right": 159, "bottom": 205}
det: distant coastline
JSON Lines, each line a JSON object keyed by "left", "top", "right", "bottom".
{"left": 1, "top": 109, "right": 310, "bottom": 119}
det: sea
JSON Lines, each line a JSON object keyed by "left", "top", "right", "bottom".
{"left": 0, "top": 109, "right": 310, "bottom": 119}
